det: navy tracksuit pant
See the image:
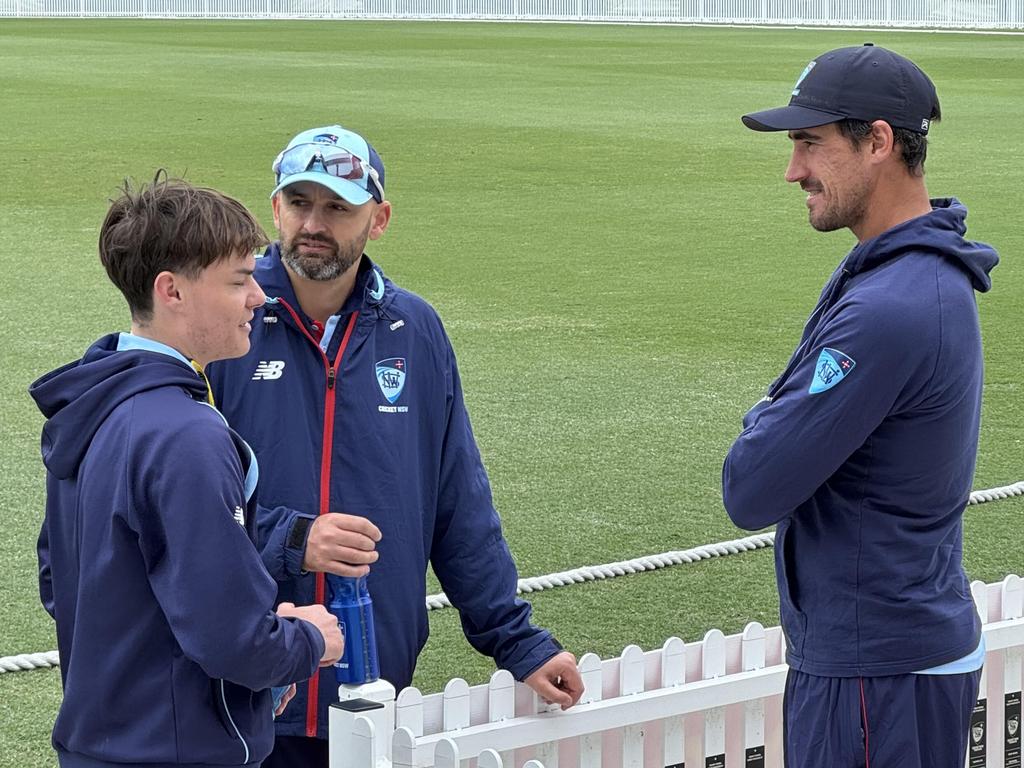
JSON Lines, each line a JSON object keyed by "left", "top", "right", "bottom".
{"left": 784, "top": 668, "right": 982, "bottom": 768}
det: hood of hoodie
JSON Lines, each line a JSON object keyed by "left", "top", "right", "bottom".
{"left": 29, "top": 334, "right": 207, "bottom": 480}
{"left": 844, "top": 198, "right": 998, "bottom": 292}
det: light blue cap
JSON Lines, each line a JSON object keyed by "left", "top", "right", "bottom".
{"left": 270, "top": 125, "right": 385, "bottom": 205}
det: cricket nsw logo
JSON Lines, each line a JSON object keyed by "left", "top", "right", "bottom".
{"left": 808, "top": 348, "right": 856, "bottom": 394}
{"left": 791, "top": 60, "right": 816, "bottom": 96}
{"left": 252, "top": 360, "right": 285, "bottom": 380}
{"left": 375, "top": 357, "right": 408, "bottom": 412}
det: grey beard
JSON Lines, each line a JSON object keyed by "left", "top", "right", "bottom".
{"left": 281, "top": 243, "right": 360, "bottom": 282}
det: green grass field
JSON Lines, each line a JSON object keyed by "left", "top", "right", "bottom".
{"left": 1, "top": 20, "right": 1021, "bottom": 766}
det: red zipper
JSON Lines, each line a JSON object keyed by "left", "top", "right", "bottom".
{"left": 274, "top": 300, "right": 360, "bottom": 737}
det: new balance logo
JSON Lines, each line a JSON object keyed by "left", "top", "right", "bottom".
{"left": 252, "top": 361, "right": 285, "bottom": 380}
{"left": 233, "top": 506, "right": 246, "bottom": 527}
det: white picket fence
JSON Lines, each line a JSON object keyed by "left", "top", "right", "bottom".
{"left": 2, "top": 0, "right": 1024, "bottom": 27}
{"left": 330, "top": 574, "right": 1024, "bottom": 768}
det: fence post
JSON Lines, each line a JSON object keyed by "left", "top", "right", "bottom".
{"left": 661, "top": 637, "right": 686, "bottom": 767}
{"left": 702, "top": 629, "right": 727, "bottom": 768}
{"left": 443, "top": 678, "right": 471, "bottom": 731}
{"left": 619, "top": 644, "right": 645, "bottom": 766}
{"left": 488, "top": 670, "right": 516, "bottom": 766}
{"left": 1003, "top": 575, "right": 1023, "bottom": 768}
{"left": 742, "top": 623, "right": 767, "bottom": 768}
{"left": 352, "top": 716, "right": 377, "bottom": 767}
{"left": 395, "top": 687, "right": 424, "bottom": 736}
{"left": 434, "top": 737, "right": 460, "bottom": 768}
{"left": 330, "top": 680, "right": 397, "bottom": 768}
{"left": 391, "top": 727, "right": 417, "bottom": 768}
{"left": 578, "top": 653, "right": 603, "bottom": 768}
{"left": 533, "top": 665, "right": 565, "bottom": 768}
{"left": 970, "top": 580, "right": 990, "bottom": 768}
{"left": 478, "top": 748, "right": 505, "bottom": 768}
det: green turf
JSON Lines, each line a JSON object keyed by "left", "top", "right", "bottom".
{"left": 1, "top": 20, "right": 1021, "bottom": 767}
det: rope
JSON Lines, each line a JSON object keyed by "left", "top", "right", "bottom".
{"left": 0, "top": 650, "right": 59, "bottom": 674}
{"left": 425, "top": 479, "right": 1024, "bottom": 611}
{"left": 4, "top": 480, "right": 1022, "bottom": 672}
{"left": 967, "top": 480, "right": 1024, "bottom": 504}
{"left": 425, "top": 531, "right": 778, "bottom": 610}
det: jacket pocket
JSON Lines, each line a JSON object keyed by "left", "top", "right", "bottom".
{"left": 774, "top": 519, "right": 808, "bottom": 656}
{"left": 212, "top": 679, "right": 253, "bottom": 765}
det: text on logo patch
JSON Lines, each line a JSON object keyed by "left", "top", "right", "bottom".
{"left": 808, "top": 348, "right": 856, "bottom": 394}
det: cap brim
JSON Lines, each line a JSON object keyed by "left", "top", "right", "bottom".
{"left": 742, "top": 104, "right": 848, "bottom": 132}
{"left": 270, "top": 171, "right": 373, "bottom": 205}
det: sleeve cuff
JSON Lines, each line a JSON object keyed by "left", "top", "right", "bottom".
{"left": 283, "top": 514, "right": 315, "bottom": 578}
{"left": 508, "top": 635, "right": 564, "bottom": 682}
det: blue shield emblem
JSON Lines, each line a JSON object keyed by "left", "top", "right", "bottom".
{"left": 792, "top": 60, "right": 816, "bottom": 96}
{"left": 809, "top": 348, "right": 856, "bottom": 394}
{"left": 375, "top": 358, "right": 406, "bottom": 404}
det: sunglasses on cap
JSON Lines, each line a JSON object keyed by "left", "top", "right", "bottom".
{"left": 272, "top": 143, "right": 384, "bottom": 201}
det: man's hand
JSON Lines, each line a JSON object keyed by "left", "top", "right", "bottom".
{"left": 277, "top": 602, "right": 343, "bottom": 666}
{"left": 273, "top": 684, "right": 296, "bottom": 716}
{"left": 302, "top": 513, "right": 382, "bottom": 577}
{"left": 301, "top": 518, "right": 385, "bottom": 577}
{"left": 524, "top": 651, "right": 584, "bottom": 710}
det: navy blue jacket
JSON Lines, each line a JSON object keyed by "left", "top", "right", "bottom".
{"left": 206, "top": 249, "right": 561, "bottom": 739}
{"left": 723, "top": 199, "right": 998, "bottom": 677}
{"left": 31, "top": 335, "right": 324, "bottom": 768}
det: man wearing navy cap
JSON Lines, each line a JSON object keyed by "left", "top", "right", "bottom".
{"left": 207, "top": 126, "right": 583, "bottom": 766}
{"left": 723, "top": 45, "right": 998, "bottom": 767}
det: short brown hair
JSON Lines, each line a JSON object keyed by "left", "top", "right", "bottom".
{"left": 99, "top": 172, "right": 269, "bottom": 321}
{"left": 837, "top": 110, "right": 941, "bottom": 177}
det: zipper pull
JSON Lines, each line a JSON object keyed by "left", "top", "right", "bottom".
{"left": 327, "top": 368, "right": 336, "bottom": 390}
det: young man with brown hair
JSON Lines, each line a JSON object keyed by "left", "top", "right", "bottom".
{"left": 31, "top": 175, "right": 343, "bottom": 768}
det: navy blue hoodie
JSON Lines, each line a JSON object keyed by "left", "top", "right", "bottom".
{"left": 206, "top": 250, "right": 561, "bottom": 739}
{"left": 30, "top": 334, "right": 325, "bottom": 768}
{"left": 723, "top": 199, "right": 998, "bottom": 676}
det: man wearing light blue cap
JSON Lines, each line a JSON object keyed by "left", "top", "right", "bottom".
{"left": 207, "top": 126, "right": 583, "bottom": 767}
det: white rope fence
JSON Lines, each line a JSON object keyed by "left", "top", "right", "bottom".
{"left": 4, "top": 480, "right": 1022, "bottom": 673}
{"left": 425, "top": 531, "right": 778, "bottom": 610}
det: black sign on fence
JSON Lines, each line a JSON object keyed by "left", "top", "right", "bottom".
{"left": 969, "top": 698, "right": 987, "bottom": 768}
{"left": 705, "top": 754, "right": 725, "bottom": 768}
{"left": 745, "top": 745, "right": 765, "bottom": 767}
{"left": 665, "top": 763, "right": 685, "bottom": 768}
{"left": 1007, "top": 691, "right": 1022, "bottom": 768}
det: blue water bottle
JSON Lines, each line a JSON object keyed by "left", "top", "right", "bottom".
{"left": 326, "top": 574, "right": 380, "bottom": 685}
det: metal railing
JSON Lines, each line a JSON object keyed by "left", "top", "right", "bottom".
{"left": 2, "top": 0, "right": 1023, "bottom": 27}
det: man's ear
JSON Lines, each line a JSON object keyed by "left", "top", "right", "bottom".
{"left": 271, "top": 192, "right": 282, "bottom": 230}
{"left": 152, "top": 271, "right": 184, "bottom": 312}
{"left": 868, "top": 120, "right": 897, "bottom": 165}
{"left": 368, "top": 200, "right": 392, "bottom": 241}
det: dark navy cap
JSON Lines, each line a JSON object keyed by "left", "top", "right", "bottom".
{"left": 742, "top": 44, "right": 939, "bottom": 135}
